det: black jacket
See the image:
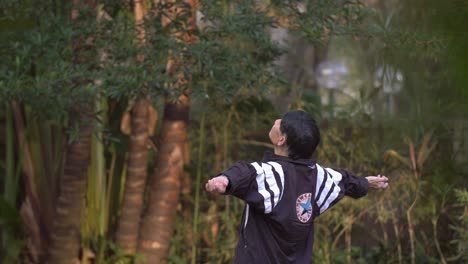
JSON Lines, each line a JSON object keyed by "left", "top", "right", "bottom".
{"left": 222, "top": 152, "right": 368, "bottom": 264}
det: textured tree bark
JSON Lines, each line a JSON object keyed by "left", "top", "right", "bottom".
{"left": 137, "top": 0, "right": 197, "bottom": 262}
{"left": 47, "top": 114, "right": 92, "bottom": 264}
{"left": 115, "top": 0, "right": 150, "bottom": 254}
{"left": 115, "top": 99, "right": 149, "bottom": 254}
{"left": 137, "top": 98, "right": 189, "bottom": 264}
{"left": 46, "top": 1, "right": 96, "bottom": 263}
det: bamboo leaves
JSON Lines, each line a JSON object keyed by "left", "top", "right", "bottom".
{"left": 384, "top": 135, "right": 437, "bottom": 174}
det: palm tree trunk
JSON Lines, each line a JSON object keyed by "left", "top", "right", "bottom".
{"left": 137, "top": 98, "right": 189, "bottom": 263}
{"left": 115, "top": 99, "right": 149, "bottom": 254}
{"left": 47, "top": 1, "right": 96, "bottom": 263}
{"left": 137, "top": 0, "right": 196, "bottom": 262}
{"left": 47, "top": 114, "right": 92, "bottom": 264}
{"left": 116, "top": 0, "right": 153, "bottom": 254}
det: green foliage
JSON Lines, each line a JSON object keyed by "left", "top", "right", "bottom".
{"left": 270, "top": 0, "right": 368, "bottom": 41}
{"left": 96, "top": 6, "right": 173, "bottom": 100}
{"left": 84, "top": 239, "right": 146, "bottom": 264}
{"left": 450, "top": 189, "right": 468, "bottom": 262}
{"left": 0, "top": 2, "right": 96, "bottom": 121}
{"left": 0, "top": 198, "right": 25, "bottom": 263}
{"left": 191, "top": 0, "right": 286, "bottom": 106}
{"left": 1, "top": 0, "right": 467, "bottom": 263}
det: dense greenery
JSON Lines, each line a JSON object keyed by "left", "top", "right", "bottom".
{"left": 1, "top": 0, "right": 467, "bottom": 263}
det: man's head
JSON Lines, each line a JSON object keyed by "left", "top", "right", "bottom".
{"left": 269, "top": 110, "right": 320, "bottom": 159}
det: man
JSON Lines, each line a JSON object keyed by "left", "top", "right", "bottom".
{"left": 205, "top": 110, "right": 388, "bottom": 263}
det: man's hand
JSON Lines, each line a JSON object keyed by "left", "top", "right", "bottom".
{"left": 366, "top": 175, "right": 389, "bottom": 190}
{"left": 205, "top": 175, "right": 229, "bottom": 194}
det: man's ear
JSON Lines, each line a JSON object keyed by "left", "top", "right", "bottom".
{"left": 277, "top": 135, "right": 286, "bottom": 147}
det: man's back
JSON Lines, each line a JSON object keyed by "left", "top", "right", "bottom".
{"left": 220, "top": 152, "right": 368, "bottom": 263}
{"left": 205, "top": 111, "right": 387, "bottom": 263}
{"left": 231, "top": 153, "right": 317, "bottom": 263}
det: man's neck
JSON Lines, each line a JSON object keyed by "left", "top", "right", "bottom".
{"left": 274, "top": 147, "right": 289, "bottom": 157}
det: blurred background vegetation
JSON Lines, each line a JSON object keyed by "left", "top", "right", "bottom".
{"left": 0, "top": 0, "right": 467, "bottom": 263}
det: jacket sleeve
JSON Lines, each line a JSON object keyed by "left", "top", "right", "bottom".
{"left": 221, "top": 161, "right": 286, "bottom": 214}
{"left": 314, "top": 163, "right": 368, "bottom": 215}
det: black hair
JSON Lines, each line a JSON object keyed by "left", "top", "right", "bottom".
{"left": 280, "top": 110, "right": 320, "bottom": 160}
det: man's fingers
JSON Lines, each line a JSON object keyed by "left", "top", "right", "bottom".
{"left": 366, "top": 175, "right": 389, "bottom": 190}
{"left": 379, "top": 182, "right": 389, "bottom": 189}
{"left": 206, "top": 179, "right": 217, "bottom": 192}
{"left": 375, "top": 175, "right": 388, "bottom": 182}
{"left": 205, "top": 182, "right": 213, "bottom": 192}
{"left": 205, "top": 178, "right": 226, "bottom": 193}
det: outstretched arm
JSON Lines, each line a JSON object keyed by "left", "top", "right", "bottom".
{"left": 366, "top": 175, "right": 389, "bottom": 190}
{"left": 314, "top": 165, "right": 389, "bottom": 216}
{"left": 205, "top": 161, "right": 287, "bottom": 214}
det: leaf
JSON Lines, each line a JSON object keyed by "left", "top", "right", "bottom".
{"left": 384, "top": 12, "right": 394, "bottom": 29}
{"left": 120, "top": 111, "right": 131, "bottom": 135}
{"left": 417, "top": 134, "right": 437, "bottom": 169}
{"left": 384, "top": 149, "right": 411, "bottom": 168}
{"left": 147, "top": 103, "right": 158, "bottom": 136}
{"left": 120, "top": 100, "right": 135, "bottom": 135}
{"left": 408, "top": 140, "right": 417, "bottom": 171}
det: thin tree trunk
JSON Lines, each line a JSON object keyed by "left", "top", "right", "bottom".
{"left": 47, "top": 1, "right": 96, "bottom": 263}
{"left": 137, "top": 99, "right": 189, "bottom": 263}
{"left": 115, "top": 0, "right": 150, "bottom": 254}
{"left": 391, "top": 210, "right": 402, "bottom": 264}
{"left": 407, "top": 209, "right": 416, "bottom": 264}
{"left": 432, "top": 216, "right": 447, "bottom": 264}
{"left": 47, "top": 114, "right": 92, "bottom": 264}
{"left": 137, "top": 0, "right": 196, "bottom": 262}
{"left": 115, "top": 99, "right": 149, "bottom": 254}
{"left": 345, "top": 225, "right": 352, "bottom": 264}
{"left": 407, "top": 191, "right": 418, "bottom": 264}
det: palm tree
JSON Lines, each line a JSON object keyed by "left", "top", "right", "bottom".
{"left": 138, "top": 97, "right": 189, "bottom": 263}
{"left": 137, "top": 1, "right": 197, "bottom": 262}
{"left": 115, "top": 99, "right": 151, "bottom": 254}
{"left": 46, "top": 1, "right": 97, "bottom": 263}
{"left": 47, "top": 114, "right": 93, "bottom": 264}
{"left": 114, "top": 0, "right": 152, "bottom": 254}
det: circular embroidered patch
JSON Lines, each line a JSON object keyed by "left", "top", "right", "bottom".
{"left": 296, "top": 193, "right": 313, "bottom": 223}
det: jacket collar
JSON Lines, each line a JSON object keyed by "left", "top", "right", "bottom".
{"left": 262, "top": 151, "right": 316, "bottom": 167}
